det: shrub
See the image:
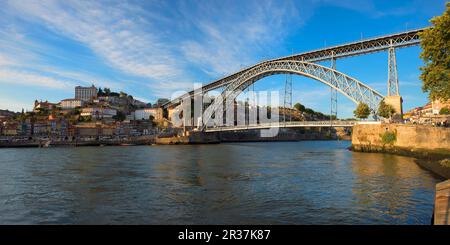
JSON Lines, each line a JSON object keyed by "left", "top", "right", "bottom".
{"left": 440, "top": 159, "right": 450, "bottom": 168}
{"left": 380, "top": 130, "right": 396, "bottom": 145}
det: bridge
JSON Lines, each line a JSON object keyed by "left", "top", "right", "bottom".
{"left": 203, "top": 120, "right": 375, "bottom": 132}
{"left": 163, "top": 28, "right": 425, "bottom": 132}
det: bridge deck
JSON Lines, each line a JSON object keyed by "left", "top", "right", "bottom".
{"left": 203, "top": 121, "right": 378, "bottom": 132}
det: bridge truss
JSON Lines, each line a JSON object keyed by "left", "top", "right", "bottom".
{"left": 163, "top": 28, "right": 423, "bottom": 109}
{"left": 201, "top": 60, "right": 384, "bottom": 130}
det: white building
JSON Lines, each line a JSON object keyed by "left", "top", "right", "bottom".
{"left": 75, "top": 85, "right": 97, "bottom": 102}
{"left": 134, "top": 108, "right": 162, "bottom": 121}
{"left": 60, "top": 99, "right": 83, "bottom": 109}
{"left": 81, "top": 107, "right": 117, "bottom": 119}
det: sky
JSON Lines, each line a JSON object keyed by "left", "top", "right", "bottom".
{"left": 0, "top": 0, "right": 446, "bottom": 118}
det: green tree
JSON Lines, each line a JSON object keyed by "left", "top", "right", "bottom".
{"left": 149, "top": 115, "right": 157, "bottom": 127}
{"left": 119, "top": 91, "right": 128, "bottom": 98}
{"left": 419, "top": 3, "right": 450, "bottom": 101}
{"left": 304, "top": 108, "right": 314, "bottom": 115}
{"left": 377, "top": 99, "right": 396, "bottom": 118}
{"left": 104, "top": 88, "right": 111, "bottom": 96}
{"left": 353, "top": 102, "right": 370, "bottom": 119}
{"left": 113, "top": 111, "right": 126, "bottom": 121}
{"left": 97, "top": 87, "right": 104, "bottom": 96}
{"left": 293, "top": 103, "right": 306, "bottom": 112}
{"left": 440, "top": 107, "right": 450, "bottom": 115}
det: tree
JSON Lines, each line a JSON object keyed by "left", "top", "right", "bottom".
{"left": 119, "top": 91, "right": 128, "bottom": 98}
{"left": 97, "top": 87, "right": 104, "bottom": 96}
{"left": 149, "top": 115, "right": 157, "bottom": 127}
{"left": 113, "top": 111, "right": 126, "bottom": 121}
{"left": 304, "top": 108, "right": 314, "bottom": 115}
{"left": 353, "top": 102, "right": 370, "bottom": 119}
{"left": 104, "top": 88, "right": 111, "bottom": 96}
{"left": 419, "top": 3, "right": 450, "bottom": 101}
{"left": 294, "top": 103, "right": 306, "bottom": 112}
{"left": 440, "top": 107, "right": 450, "bottom": 115}
{"left": 377, "top": 99, "right": 396, "bottom": 118}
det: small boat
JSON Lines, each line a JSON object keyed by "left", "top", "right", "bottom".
{"left": 41, "top": 140, "right": 51, "bottom": 148}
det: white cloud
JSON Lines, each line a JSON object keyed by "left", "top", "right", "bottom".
{"left": 0, "top": 68, "right": 75, "bottom": 89}
{"left": 7, "top": 0, "right": 188, "bottom": 86}
{"left": 179, "top": 0, "right": 300, "bottom": 76}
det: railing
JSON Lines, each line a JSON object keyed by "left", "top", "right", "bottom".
{"left": 203, "top": 120, "right": 376, "bottom": 132}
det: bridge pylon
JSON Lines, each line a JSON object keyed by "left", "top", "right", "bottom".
{"left": 330, "top": 54, "right": 337, "bottom": 123}
{"left": 386, "top": 40, "right": 403, "bottom": 116}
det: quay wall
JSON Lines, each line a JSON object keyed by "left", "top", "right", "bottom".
{"left": 0, "top": 135, "right": 155, "bottom": 148}
{"left": 351, "top": 124, "right": 450, "bottom": 159}
{"left": 155, "top": 127, "right": 350, "bottom": 144}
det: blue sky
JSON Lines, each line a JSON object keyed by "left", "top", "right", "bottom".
{"left": 0, "top": 0, "right": 446, "bottom": 118}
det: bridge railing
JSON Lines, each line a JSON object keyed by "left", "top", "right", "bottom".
{"left": 203, "top": 120, "right": 378, "bottom": 132}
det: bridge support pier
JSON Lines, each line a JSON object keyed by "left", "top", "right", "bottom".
{"left": 384, "top": 95, "right": 403, "bottom": 116}
{"left": 386, "top": 43, "right": 403, "bottom": 116}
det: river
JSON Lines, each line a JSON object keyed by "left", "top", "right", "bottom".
{"left": 0, "top": 141, "right": 443, "bottom": 224}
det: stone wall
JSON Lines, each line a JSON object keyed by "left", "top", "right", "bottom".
{"left": 352, "top": 124, "right": 450, "bottom": 159}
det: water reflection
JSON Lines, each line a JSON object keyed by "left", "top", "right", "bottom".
{"left": 0, "top": 141, "right": 443, "bottom": 224}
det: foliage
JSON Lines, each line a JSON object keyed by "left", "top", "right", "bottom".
{"left": 35, "top": 107, "right": 49, "bottom": 116}
{"left": 119, "top": 91, "right": 128, "bottom": 98}
{"left": 328, "top": 114, "right": 337, "bottom": 120}
{"left": 377, "top": 99, "right": 396, "bottom": 118}
{"left": 113, "top": 111, "right": 126, "bottom": 121}
{"left": 439, "top": 107, "right": 450, "bottom": 115}
{"left": 293, "top": 103, "right": 306, "bottom": 112}
{"left": 380, "top": 130, "right": 397, "bottom": 145}
{"left": 419, "top": 3, "right": 450, "bottom": 101}
{"left": 353, "top": 103, "right": 370, "bottom": 119}
{"left": 78, "top": 116, "right": 92, "bottom": 122}
{"left": 440, "top": 159, "right": 450, "bottom": 168}
{"left": 292, "top": 102, "right": 337, "bottom": 120}
{"left": 97, "top": 87, "right": 104, "bottom": 96}
{"left": 149, "top": 115, "right": 157, "bottom": 127}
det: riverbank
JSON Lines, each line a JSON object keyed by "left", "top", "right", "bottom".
{"left": 351, "top": 123, "right": 450, "bottom": 178}
{"left": 0, "top": 135, "right": 155, "bottom": 148}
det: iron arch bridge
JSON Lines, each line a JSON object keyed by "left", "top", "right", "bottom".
{"left": 163, "top": 28, "right": 423, "bottom": 109}
{"left": 201, "top": 60, "right": 384, "bottom": 129}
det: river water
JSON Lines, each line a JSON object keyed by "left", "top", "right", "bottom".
{"left": 0, "top": 141, "right": 443, "bottom": 224}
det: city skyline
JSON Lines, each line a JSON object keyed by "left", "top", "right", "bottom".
{"left": 0, "top": 0, "right": 446, "bottom": 118}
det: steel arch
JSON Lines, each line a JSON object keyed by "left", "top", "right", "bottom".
{"left": 202, "top": 60, "right": 384, "bottom": 129}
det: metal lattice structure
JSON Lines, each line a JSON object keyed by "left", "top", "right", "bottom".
{"left": 283, "top": 74, "right": 292, "bottom": 123}
{"left": 330, "top": 56, "right": 337, "bottom": 125}
{"left": 201, "top": 60, "right": 384, "bottom": 130}
{"left": 163, "top": 28, "right": 423, "bottom": 109}
{"left": 204, "top": 120, "right": 362, "bottom": 132}
{"left": 388, "top": 46, "right": 399, "bottom": 96}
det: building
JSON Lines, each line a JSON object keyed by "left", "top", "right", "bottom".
{"left": 95, "top": 96, "right": 128, "bottom": 106}
{"left": 34, "top": 100, "right": 58, "bottom": 111}
{"left": 1, "top": 122, "right": 18, "bottom": 136}
{"left": 432, "top": 99, "right": 450, "bottom": 114}
{"left": 60, "top": 99, "right": 84, "bottom": 109}
{"left": 75, "top": 85, "right": 97, "bottom": 102}
{"left": 81, "top": 107, "right": 117, "bottom": 119}
{"left": 134, "top": 108, "right": 163, "bottom": 121}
